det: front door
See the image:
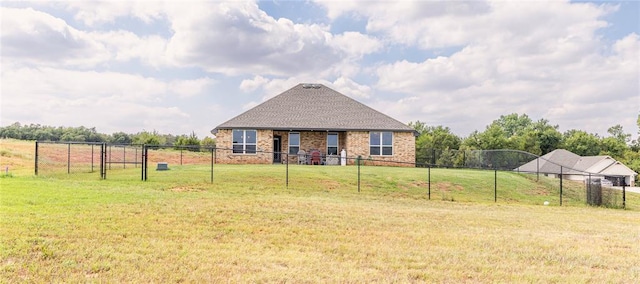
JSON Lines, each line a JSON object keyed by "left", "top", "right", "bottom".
{"left": 273, "top": 136, "right": 281, "bottom": 163}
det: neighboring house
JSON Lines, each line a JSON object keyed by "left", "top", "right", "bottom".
{"left": 212, "top": 83, "right": 417, "bottom": 166}
{"left": 514, "top": 149, "right": 637, "bottom": 186}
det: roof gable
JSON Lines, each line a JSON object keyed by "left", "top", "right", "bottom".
{"left": 576, "top": 156, "right": 613, "bottom": 173}
{"left": 215, "top": 84, "right": 414, "bottom": 132}
{"left": 515, "top": 149, "right": 638, "bottom": 176}
{"left": 601, "top": 162, "right": 638, "bottom": 176}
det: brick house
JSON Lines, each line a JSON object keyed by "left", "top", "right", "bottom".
{"left": 212, "top": 83, "right": 417, "bottom": 166}
{"left": 515, "top": 149, "right": 637, "bottom": 186}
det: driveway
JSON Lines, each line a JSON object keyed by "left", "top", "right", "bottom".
{"left": 612, "top": 186, "right": 640, "bottom": 194}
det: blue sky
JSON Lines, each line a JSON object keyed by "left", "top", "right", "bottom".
{"left": 1, "top": 0, "right": 638, "bottom": 141}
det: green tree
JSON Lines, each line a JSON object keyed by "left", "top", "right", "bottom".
{"left": 175, "top": 132, "right": 201, "bottom": 150}
{"left": 414, "top": 124, "right": 461, "bottom": 164}
{"left": 409, "top": 120, "right": 430, "bottom": 136}
{"left": 599, "top": 125, "right": 630, "bottom": 160}
{"left": 132, "top": 131, "right": 164, "bottom": 145}
{"left": 110, "top": 132, "right": 132, "bottom": 144}
{"left": 493, "top": 113, "right": 533, "bottom": 137}
{"left": 201, "top": 136, "right": 216, "bottom": 148}
{"left": 464, "top": 124, "right": 510, "bottom": 150}
{"left": 607, "top": 125, "right": 630, "bottom": 144}
{"left": 562, "top": 130, "right": 601, "bottom": 156}
{"left": 524, "top": 119, "right": 562, "bottom": 155}
{"left": 633, "top": 114, "right": 640, "bottom": 151}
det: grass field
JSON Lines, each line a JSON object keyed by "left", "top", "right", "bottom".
{"left": 1, "top": 139, "right": 639, "bottom": 282}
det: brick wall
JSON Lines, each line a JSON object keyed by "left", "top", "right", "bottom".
{"left": 215, "top": 129, "right": 415, "bottom": 166}
{"left": 344, "top": 131, "right": 415, "bottom": 166}
{"left": 214, "top": 129, "right": 272, "bottom": 164}
{"left": 277, "top": 131, "right": 347, "bottom": 164}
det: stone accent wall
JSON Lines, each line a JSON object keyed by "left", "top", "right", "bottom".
{"left": 214, "top": 129, "right": 272, "bottom": 164}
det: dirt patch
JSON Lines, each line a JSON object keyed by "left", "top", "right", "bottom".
{"left": 434, "top": 182, "right": 463, "bottom": 192}
{"left": 167, "top": 186, "right": 204, "bottom": 192}
{"left": 410, "top": 181, "right": 428, "bottom": 187}
{"left": 407, "top": 181, "right": 462, "bottom": 192}
{"left": 532, "top": 186, "right": 549, "bottom": 195}
{"left": 318, "top": 180, "right": 341, "bottom": 190}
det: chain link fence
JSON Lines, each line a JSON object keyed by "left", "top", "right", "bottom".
{"left": 34, "top": 142, "right": 632, "bottom": 208}
{"left": 35, "top": 141, "right": 106, "bottom": 178}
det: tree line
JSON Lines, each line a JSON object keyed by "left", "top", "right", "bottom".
{"left": 2, "top": 113, "right": 639, "bottom": 175}
{"left": 410, "top": 113, "right": 640, "bottom": 178}
{"left": 0, "top": 122, "right": 214, "bottom": 147}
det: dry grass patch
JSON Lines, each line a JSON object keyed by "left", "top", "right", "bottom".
{"left": 2, "top": 175, "right": 639, "bottom": 282}
{"left": 0, "top": 139, "right": 34, "bottom": 175}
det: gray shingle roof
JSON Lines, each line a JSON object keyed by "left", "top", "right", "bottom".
{"left": 515, "top": 149, "right": 630, "bottom": 175}
{"left": 516, "top": 149, "right": 581, "bottom": 174}
{"left": 215, "top": 83, "right": 415, "bottom": 132}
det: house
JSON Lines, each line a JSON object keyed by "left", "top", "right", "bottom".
{"left": 212, "top": 83, "right": 417, "bottom": 166}
{"left": 514, "top": 149, "right": 637, "bottom": 186}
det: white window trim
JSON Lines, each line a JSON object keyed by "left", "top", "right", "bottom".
{"left": 289, "top": 132, "right": 300, "bottom": 154}
{"left": 232, "top": 129, "right": 257, "bottom": 155}
{"left": 370, "top": 131, "right": 393, "bottom": 156}
{"left": 327, "top": 132, "right": 339, "bottom": 155}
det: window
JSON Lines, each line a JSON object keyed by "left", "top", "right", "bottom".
{"left": 370, "top": 132, "right": 393, "bottom": 156}
{"left": 327, "top": 133, "right": 338, "bottom": 155}
{"left": 232, "top": 129, "right": 257, "bottom": 154}
{"left": 289, "top": 132, "right": 300, "bottom": 154}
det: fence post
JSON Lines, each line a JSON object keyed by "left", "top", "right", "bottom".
{"left": 210, "top": 147, "right": 214, "bottom": 184}
{"left": 91, "top": 144, "right": 94, "bottom": 172}
{"left": 560, "top": 166, "right": 563, "bottom": 206}
{"left": 101, "top": 143, "right": 107, "bottom": 179}
{"left": 123, "top": 146, "right": 126, "bottom": 169}
{"left": 180, "top": 148, "right": 183, "bottom": 166}
{"left": 587, "top": 173, "right": 591, "bottom": 204}
{"left": 622, "top": 181, "right": 626, "bottom": 209}
{"left": 141, "top": 145, "right": 146, "bottom": 181}
{"left": 462, "top": 151, "right": 466, "bottom": 167}
{"left": 108, "top": 145, "right": 112, "bottom": 170}
{"left": 34, "top": 141, "right": 39, "bottom": 176}
{"left": 285, "top": 153, "right": 289, "bottom": 189}
{"left": 494, "top": 169, "right": 497, "bottom": 202}
{"left": 67, "top": 143, "right": 71, "bottom": 174}
{"left": 536, "top": 158, "right": 539, "bottom": 181}
{"left": 357, "top": 155, "right": 361, "bottom": 193}
{"left": 145, "top": 145, "right": 149, "bottom": 181}
{"left": 99, "top": 143, "right": 103, "bottom": 179}
{"left": 428, "top": 165, "right": 431, "bottom": 200}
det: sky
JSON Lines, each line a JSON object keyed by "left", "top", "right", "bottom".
{"left": 1, "top": 0, "right": 639, "bottom": 141}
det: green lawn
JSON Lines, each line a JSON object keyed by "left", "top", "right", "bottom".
{"left": 2, "top": 164, "right": 639, "bottom": 282}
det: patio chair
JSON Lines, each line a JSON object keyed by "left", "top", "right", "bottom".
{"left": 297, "top": 150, "right": 307, "bottom": 165}
{"left": 310, "top": 150, "right": 322, "bottom": 165}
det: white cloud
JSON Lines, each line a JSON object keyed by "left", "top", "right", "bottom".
{"left": 93, "top": 30, "right": 169, "bottom": 66}
{"left": 331, "top": 77, "right": 372, "bottom": 99}
{"left": 1, "top": 67, "right": 215, "bottom": 134}
{"left": 1, "top": 7, "right": 110, "bottom": 67}
{"left": 329, "top": 32, "right": 382, "bottom": 59}
{"left": 169, "top": 77, "right": 216, "bottom": 98}
{"left": 239, "top": 75, "right": 269, "bottom": 93}
{"left": 65, "top": 1, "right": 165, "bottom": 27}
{"left": 1, "top": 0, "right": 637, "bottom": 141}
{"left": 161, "top": 1, "right": 383, "bottom": 78}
